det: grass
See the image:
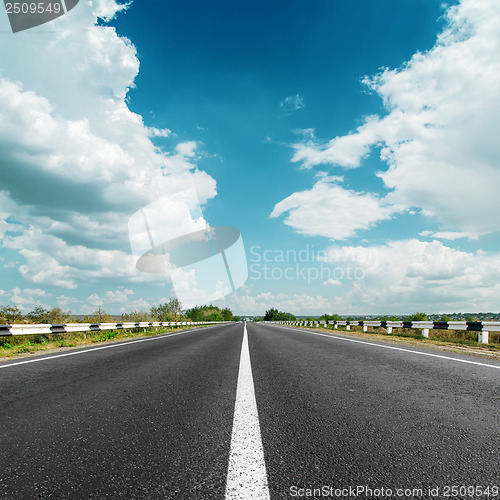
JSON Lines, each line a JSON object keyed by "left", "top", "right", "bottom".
{"left": 0, "top": 324, "right": 206, "bottom": 360}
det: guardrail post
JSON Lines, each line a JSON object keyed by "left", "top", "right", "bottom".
{"left": 362, "top": 325, "right": 368, "bottom": 332}
{"left": 478, "top": 331, "right": 489, "bottom": 344}
{"left": 422, "top": 328, "right": 429, "bottom": 338}
{"left": 386, "top": 326, "right": 393, "bottom": 334}
{"left": 346, "top": 324, "right": 350, "bottom": 330}
{"left": 334, "top": 323, "right": 338, "bottom": 329}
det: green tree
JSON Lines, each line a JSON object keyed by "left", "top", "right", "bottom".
{"left": 121, "top": 310, "right": 154, "bottom": 322}
{"left": 205, "top": 312, "right": 223, "bottom": 322}
{"left": 151, "top": 298, "right": 183, "bottom": 322}
{"left": 184, "top": 304, "right": 237, "bottom": 322}
{"left": 185, "top": 306, "right": 204, "bottom": 322}
{"left": 0, "top": 305, "right": 25, "bottom": 324}
{"left": 85, "top": 307, "right": 113, "bottom": 323}
{"left": 263, "top": 308, "right": 296, "bottom": 321}
{"left": 26, "top": 306, "right": 72, "bottom": 324}
{"left": 221, "top": 307, "right": 233, "bottom": 321}
{"left": 379, "top": 315, "right": 399, "bottom": 321}
{"left": 26, "top": 305, "right": 49, "bottom": 323}
{"left": 48, "top": 307, "right": 71, "bottom": 324}
{"left": 320, "top": 313, "right": 344, "bottom": 321}
{"left": 407, "top": 312, "right": 428, "bottom": 321}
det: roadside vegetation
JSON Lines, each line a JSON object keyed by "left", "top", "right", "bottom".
{"left": 261, "top": 308, "right": 296, "bottom": 321}
{"left": 261, "top": 309, "right": 500, "bottom": 350}
{"left": 0, "top": 301, "right": 239, "bottom": 360}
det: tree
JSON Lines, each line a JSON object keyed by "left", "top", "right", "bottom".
{"left": 407, "top": 312, "right": 428, "bottom": 321}
{"left": 221, "top": 307, "right": 233, "bottom": 321}
{"left": 320, "top": 313, "right": 344, "bottom": 321}
{"left": 26, "top": 305, "right": 49, "bottom": 323}
{"left": 263, "top": 308, "right": 296, "bottom": 321}
{"left": 151, "top": 298, "right": 183, "bottom": 322}
{"left": 121, "top": 310, "right": 154, "bottom": 322}
{"left": 205, "top": 312, "right": 223, "bottom": 322}
{"left": 0, "top": 305, "right": 25, "bottom": 324}
{"left": 48, "top": 307, "right": 71, "bottom": 324}
{"left": 185, "top": 306, "right": 204, "bottom": 322}
{"left": 26, "top": 306, "right": 71, "bottom": 324}
{"left": 184, "top": 304, "right": 237, "bottom": 322}
{"left": 263, "top": 308, "right": 278, "bottom": 321}
{"left": 85, "top": 307, "right": 113, "bottom": 323}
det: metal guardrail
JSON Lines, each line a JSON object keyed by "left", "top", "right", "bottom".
{"left": 0, "top": 321, "right": 231, "bottom": 337}
{"left": 264, "top": 320, "right": 499, "bottom": 344}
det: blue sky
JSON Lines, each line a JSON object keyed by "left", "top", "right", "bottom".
{"left": 1, "top": 0, "right": 500, "bottom": 316}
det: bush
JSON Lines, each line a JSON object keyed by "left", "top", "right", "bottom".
{"left": 406, "top": 312, "right": 428, "bottom": 321}
{"left": 263, "top": 308, "right": 296, "bottom": 321}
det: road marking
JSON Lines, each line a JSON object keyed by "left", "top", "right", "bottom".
{"left": 225, "top": 323, "right": 270, "bottom": 500}
{"left": 0, "top": 326, "right": 221, "bottom": 369}
{"left": 272, "top": 325, "right": 500, "bottom": 370}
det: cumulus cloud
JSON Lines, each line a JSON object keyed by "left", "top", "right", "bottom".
{"left": 79, "top": 289, "right": 152, "bottom": 314}
{"left": 322, "top": 278, "right": 342, "bottom": 287}
{"left": 216, "top": 290, "right": 333, "bottom": 316}
{"left": 270, "top": 175, "right": 393, "bottom": 240}
{"left": 289, "top": 0, "right": 500, "bottom": 237}
{"left": 292, "top": 117, "right": 380, "bottom": 169}
{"left": 2, "top": 287, "right": 50, "bottom": 310}
{"left": 0, "top": 0, "right": 217, "bottom": 289}
{"left": 319, "top": 239, "right": 500, "bottom": 312}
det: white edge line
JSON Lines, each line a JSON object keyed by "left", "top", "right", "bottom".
{"left": 225, "top": 322, "right": 270, "bottom": 500}
{"left": 268, "top": 324, "right": 500, "bottom": 370}
{"left": 0, "top": 324, "right": 227, "bottom": 369}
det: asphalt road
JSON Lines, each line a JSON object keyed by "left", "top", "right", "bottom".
{"left": 0, "top": 322, "right": 498, "bottom": 499}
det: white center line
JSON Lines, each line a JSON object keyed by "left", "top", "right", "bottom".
{"left": 225, "top": 323, "right": 270, "bottom": 500}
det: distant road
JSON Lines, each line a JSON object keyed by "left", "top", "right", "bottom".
{"left": 1, "top": 322, "right": 498, "bottom": 499}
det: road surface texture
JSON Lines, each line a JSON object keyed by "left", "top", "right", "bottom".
{"left": 0, "top": 322, "right": 498, "bottom": 499}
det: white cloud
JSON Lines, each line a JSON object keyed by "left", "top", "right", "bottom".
{"left": 322, "top": 278, "right": 342, "bottom": 287}
{"left": 319, "top": 239, "right": 500, "bottom": 313}
{"left": 81, "top": 289, "right": 152, "bottom": 314}
{"left": 1, "top": 225, "right": 171, "bottom": 289}
{"left": 56, "top": 295, "right": 79, "bottom": 309}
{"left": 420, "top": 230, "right": 478, "bottom": 241}
{"left": 289, "top": 0, "right": 500, "bottom": 237}
{"left": 270, "top": 176, "right": 393, "bottom": 240}
{"left": 292, "top": 116, "right": 380, "bottom": 169}
{"left": 4, "top": 287, "right": 49, "bottom": 311}
{"left": 216, "top": 290, "right": 333, "bottom": 316}
{"left": 280, "top": 94, "right": 305, "bottom": 113}
{"left": 0, "top": 0, "right": 217, "bottom": 288}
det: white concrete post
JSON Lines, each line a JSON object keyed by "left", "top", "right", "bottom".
{"left": 478, "top": 331, "right": 489, "bottom": 344}
{"left": 334, "top": 324, "right": 338, "bottom": 329}
{"left": 387, "top": 326, "right": 393, "bottom": 334}
{"left": 422, "top": 328, "right": 429, "bottom": 338}
{"left": 362, "top": 325, "right": 368, "bottom": 332}
{"left": 346, "top": 324, "right": 351, "bottom": 330}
